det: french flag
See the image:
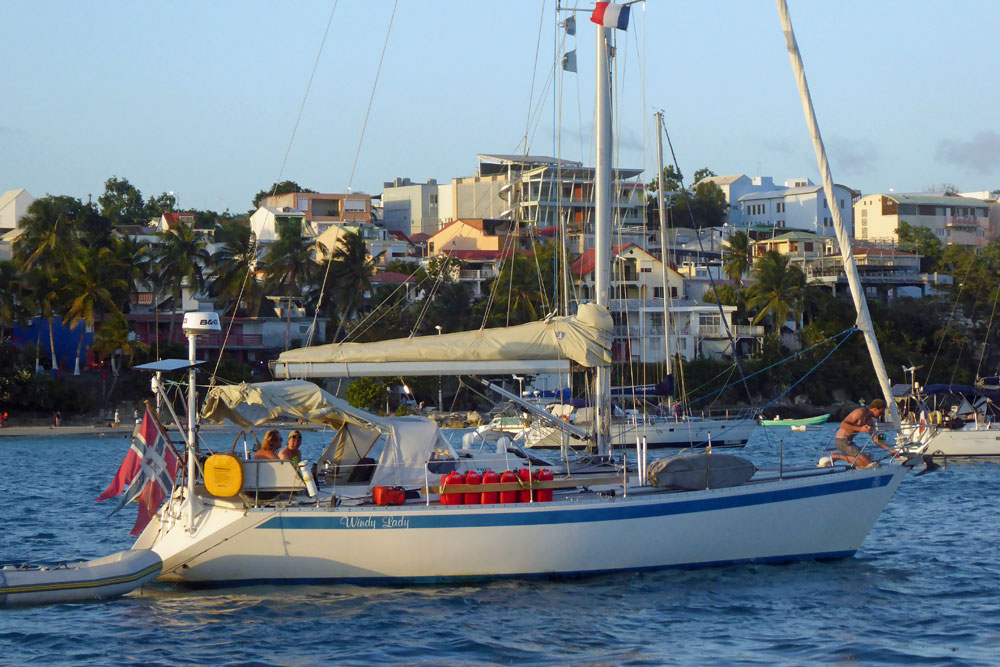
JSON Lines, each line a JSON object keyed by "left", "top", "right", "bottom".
{"left": 590, "top": 2, "right": 631, "bottom": 31}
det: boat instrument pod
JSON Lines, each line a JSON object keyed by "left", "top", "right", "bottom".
{"left": 181, "top": 311, "right": 222, "bottom": 336}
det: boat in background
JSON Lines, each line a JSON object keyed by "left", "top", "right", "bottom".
{"left": 900, "top": 383, "right": 1000, "bottom": 458}
{"left": 761, "top": 414, "right": 830, "bottom": 427}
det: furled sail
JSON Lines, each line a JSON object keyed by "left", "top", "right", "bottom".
{"left": 272, "top": 303, "right": 614, "bottom": 378}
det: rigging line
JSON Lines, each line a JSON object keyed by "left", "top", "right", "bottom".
{"left": 274, "top": 0, "right": 339, "bottom": 192}
{"left": 660, "top": 118, "right": 756, "bottom": 413}
{"left": 976, "top": 280, "right": 1000, "bottom": 380}
{"left": 924, "top": 258, "right": 976, "bottom": 385}
{"left": 686, "top": 326, "right": 856, "bottom": 405}
{"left": 347, "top": 265, "right": 427, "bottom": 342}
{"left": 409, "top": 253, "right": 453, "bottom": 337}
{"left": 347, "top": 0, "right": 398, "bottom": 191}
{"left": 522, "top": 0, "right": 549, "bottom": 156}
{"left": 950, "top": 266, "right": 987, "bottom": 384}
{"left": 305, "top": 238, "right": 337, "bottom": 347}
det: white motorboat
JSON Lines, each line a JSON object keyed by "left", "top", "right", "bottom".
{"left": 899, "top": 383, "right": 1000, "bottom": 458}
{"left": 121, "top": 5, "right": 928, "bottom": 587}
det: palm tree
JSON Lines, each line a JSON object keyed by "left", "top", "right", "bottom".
{"left": 154, "top": 221, "right": 210, "bottom": 341}
{"left": 23, "top": 268, "right": 62, "bottom": 372}
{"left": 63, "top": 247, "right": 124, "bottom": 375}
{"left": 12, "top": 195, "right": 83, "bottom": 273}
{"left": 722, "top": 231, "right": 753, "bottom": 286}
{"left": 328, "top": 231, "right": 372, "bottom": 342}
{"left": 211, "top": 222, "right": 263, "bottom": 316}
{"left": 745, "top": 250, "right": 806, "bottom": 332}
{"left": 263, "top": 218, "right": 318, "bottom": 347}
{"left": 108, "top": 233, "right": 155, "bottom": 313}
{"left": 0, "top": 260, "right": 33, "bottom": 342}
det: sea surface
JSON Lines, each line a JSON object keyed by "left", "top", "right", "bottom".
{"left": 1, "top": 424, "right": 998, "bottom": 666}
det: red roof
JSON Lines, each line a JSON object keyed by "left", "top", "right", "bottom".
{"left": 409, "top": 233, "right": 431, "bottom": 243}
{"left": 388, "top": 230, "right": 411, "bottom": 242}
{"left": 162, "top": 212, "right": 180, "bottom": 228}
{"left": 371, "top": 271, "right": 416, "bottom": 284}
{"left": 538, "top": 225, "right": 557, "bottom": 236}
{"left": 570, "top": 244, "right": 637, "bottom": 277}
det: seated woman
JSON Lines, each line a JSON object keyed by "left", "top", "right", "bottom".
{"left": 254, "top": 430, "right": 282, "bottom": 460}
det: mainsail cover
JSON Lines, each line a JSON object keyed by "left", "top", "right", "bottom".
{"left": 275, "top": 302, "right": 613, "bottom": 369}
{"left": 201, "top": 380, "right": 381, "bottom": 430}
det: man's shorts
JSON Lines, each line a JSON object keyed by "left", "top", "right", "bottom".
{"left": 834, "top": 437, "right": 861, "bottom": 457}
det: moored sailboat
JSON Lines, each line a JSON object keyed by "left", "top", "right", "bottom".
{"left": 125, "top": 4, "right": 926, "bottom": 587}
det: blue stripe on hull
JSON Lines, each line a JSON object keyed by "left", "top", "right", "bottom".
{"left": 171, "top": 549, "right": 858, "bottom": 589}
{"left": 258, "top": 474, "right": 894, "bottom": 531}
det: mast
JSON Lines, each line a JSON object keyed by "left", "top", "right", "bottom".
{"left": 594, "top": 24, "right": 613, "bottom": 456}
{"left": 776, "top": 0, "right": 901, "bottom": 430}
{"left": 654, "top": 111, "right": 673, "bottom": 406}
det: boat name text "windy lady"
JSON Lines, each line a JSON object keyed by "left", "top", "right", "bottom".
{"left": 339, "top": 516, "right": 411, "bottom": 529}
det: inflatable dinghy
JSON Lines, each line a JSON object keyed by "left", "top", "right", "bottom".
{"left": 0, "top": 549, "right": 161, "bottom": 607}
{"left": 646, "top": 452, "right": 757, "bottom": 490}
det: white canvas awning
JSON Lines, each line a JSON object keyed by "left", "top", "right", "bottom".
{"left": 272, "top": 303, "right": 613, "bottom": 378}
{"left": 200, "top": 380, "right": 382, "bottom": 431}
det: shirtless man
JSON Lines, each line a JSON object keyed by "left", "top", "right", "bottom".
{"left": 832, "top": 399, "right": 894, "bottom": 467}
{"left": 279, "top": 430, "right": 303, "bottom": 464}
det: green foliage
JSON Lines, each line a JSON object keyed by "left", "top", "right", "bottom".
{"left": 482, "top": 243, "right": 556, "bottom": 327}
{"left": 692, "top": 167, "right": 717, "bottom": 184}
{"left": 722, "top": 231, "right": 752, "bottom": 285}
{"left": 669, "top": 181, "right": 728, "bottom": 228}
{"left": 251, "top": 181, "right": 316, "bottom": 210}
{"left": 99, "top": 176, "right": 146, "bottom": 226}
{"left": 144, "top": 191, "right": 177, "bottom": 219}
{"left": 345, "top": 377, "right": 387, "bottom": 411}
{"left": 896, "top": 220, "right": 943, "bottom": 272}
{"left": 745, "top": 250, "right": 806, "bottom": 330}
{"left": 645, "top": 165, "right": 684, "bottom": 205}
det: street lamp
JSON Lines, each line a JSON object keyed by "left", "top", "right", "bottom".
{"left": 512, "top": 374, "right": 525, "bottom": 397}
{"left": 435, "top": 325, "right": 443, "bottom": 411}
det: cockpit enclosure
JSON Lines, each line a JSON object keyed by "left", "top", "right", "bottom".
{"left": 200, "top": 380, "right": 460, "bottom": 495}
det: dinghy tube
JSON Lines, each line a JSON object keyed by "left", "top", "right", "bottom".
{"left": 0, "top": 549, "right": 162, "bottom": 607}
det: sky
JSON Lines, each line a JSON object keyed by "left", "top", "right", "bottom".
{"left": 3, "top": 1, "right": 999, "bottom": 215}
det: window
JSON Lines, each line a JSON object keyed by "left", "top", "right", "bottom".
{"left": 640, "top": 267, "right": 652, "bottom": 273}
{"left": 823, "top": 199, "right": 828, "bottom": 208}
{"left": 804, "top": 242, "right": 814, "bottom": 252}
{"left": 429, "top": 194, "right": 438, "bottom": 206}
{"left": 653, "top": 286, "right": 664, "bottom": 298}
{"left": 840, "top": 199, "right": 845, "bottom": 208}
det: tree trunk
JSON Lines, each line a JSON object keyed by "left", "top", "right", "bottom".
{"left": 34, "top": 318, "right": 42, "bottom": 372}
{"left": 48, "top": 316, "right": 57, "bottom": 372}
{"left": 332, "top": 291, "right": 357, "bottom": 343}
{"left": 74, "top": 327, "right": 85, "bottom": 375}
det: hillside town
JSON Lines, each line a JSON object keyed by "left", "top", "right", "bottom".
{"left": 1, "top": 155, "right": 999, "bottom": 419}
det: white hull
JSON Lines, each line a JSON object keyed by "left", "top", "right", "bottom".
{"left": 902, "top": 422, "right": 1000, "bottom": 458}
{"left": 137, "top": 466, "right": 906, "bottom": 585}
{"left": 524, "top": 418, "right": 756, "bottom": 450}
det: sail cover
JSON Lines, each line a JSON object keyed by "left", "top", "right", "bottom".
{"left": 273, "top": 303, "right": 613, "bottom": 377}
{"left": 201, "top": 380, "right": 382, "bottom": 431}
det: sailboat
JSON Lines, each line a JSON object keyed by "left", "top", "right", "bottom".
{"left": 129, "top": 5, "right": 924, "bottom": 586}
{"left": 898, "top": 381, "right": 1000, "bottom": 458}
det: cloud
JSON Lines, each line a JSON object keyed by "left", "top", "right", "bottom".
{"left": 830, "top": 135, "right": 879, "bottom": 173}
{"left": 935, "top": 130, "right": 1000, "bottom": 173}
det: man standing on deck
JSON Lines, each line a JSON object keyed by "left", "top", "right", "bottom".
{"left": 832, "top": 399, "right": 894, "bottom": 467}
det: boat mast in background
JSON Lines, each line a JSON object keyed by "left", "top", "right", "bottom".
{"left": 654, "top": 110, "right": 674, "bottom": 412}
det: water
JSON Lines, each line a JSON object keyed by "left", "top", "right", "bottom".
{"left": 2, "top": 425, "right": 999, "bottom": 665}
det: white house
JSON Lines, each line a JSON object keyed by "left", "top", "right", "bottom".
{"left": 0, "top": 189, "right": 34, "bottom": 233}
{"left": 249, "top": 206, "right": 308, "bottom": 243}
{"left": 738, "top": 181, "right": 857, "bottom": 238}
{"left": 381, "top": 177, "right": 451, "bottom": 237}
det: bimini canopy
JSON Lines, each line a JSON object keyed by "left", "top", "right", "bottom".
{"left": 201, "top": 380, "right": 459, "bottom": 491}
{"left": 201, "top": 380, "right": 382, "bottom": 431}
{"left": 271, "top": 302, "right": 614, "bottom": 378}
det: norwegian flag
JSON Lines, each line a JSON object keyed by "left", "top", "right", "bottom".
{"left": 590, "top": 2, "right": 631, "bottom": 31}
{"left": 97, "top": 405, "right": 181, "bottom": 536}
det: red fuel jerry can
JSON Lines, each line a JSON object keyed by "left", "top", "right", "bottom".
{"left": 464, "top": 470, "right": 482, "bottom": 504}
{"left": 481, "top": 470, "right": 500, "bottom": 504}
{"left": 517, "top": 468, "right": 532, "bottom": 503}
{"left": 440, "top": 470, "right": 464, "bottom": 505}
{"left": 533, "top": 468, "right": 553, "bottom": 502}
{"left": 499, "top": 470, "right": 518, "bottom": 504}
